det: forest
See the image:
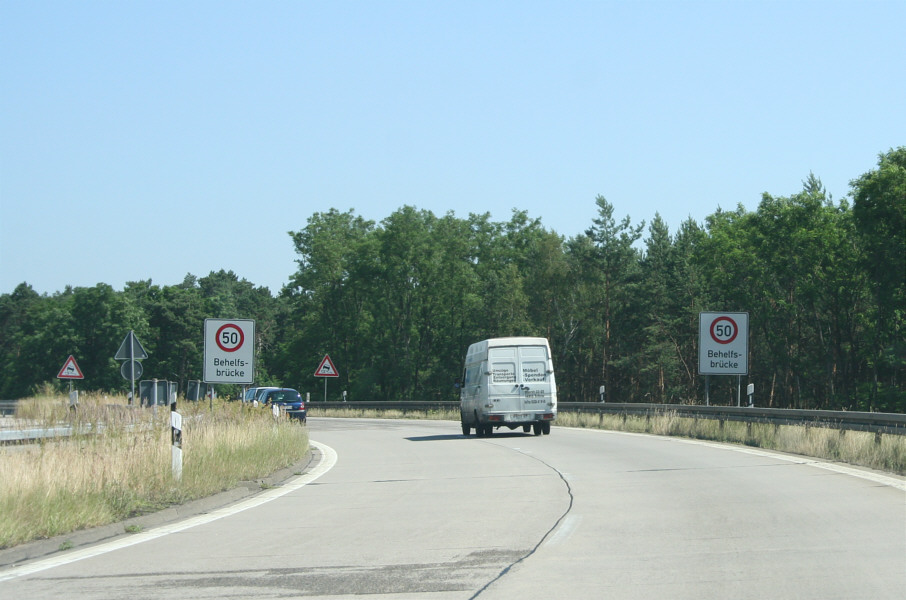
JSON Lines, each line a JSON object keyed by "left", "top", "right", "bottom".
{"left": 1, "top": 148, "right": 903, "bottom": 411}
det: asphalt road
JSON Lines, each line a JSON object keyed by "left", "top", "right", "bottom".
{"left": 1, "top": 418, "right": 903, "bottom": 599}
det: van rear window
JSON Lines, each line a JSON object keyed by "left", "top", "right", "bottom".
{"left": 491, "top": 362, "right": 516, "bottom": 383}
{"left": 523, "top": 362, "right": 547, "bottom": 382}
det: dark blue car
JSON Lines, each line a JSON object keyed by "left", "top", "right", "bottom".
{"left": 261, "top": 388, "right": 306, "bottom": 423}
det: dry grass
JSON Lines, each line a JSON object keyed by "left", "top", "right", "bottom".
{"left": 555, "top": 411, "right": 906, "bottom": 475}
{"left": 0, "top": 393, "right": 309, "bottom": 549}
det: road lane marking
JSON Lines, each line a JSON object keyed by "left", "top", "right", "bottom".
{"left": 582, "top": 427, "right": 905, "bottom": 491}
{"left": 546, "top": 514, "right": 582, "bottom": 546}
{"left": 664, "top": 435, "right": 906, "bottom": 491}
{"left": 0, "top": 440, "right": 337, "bottom": 582}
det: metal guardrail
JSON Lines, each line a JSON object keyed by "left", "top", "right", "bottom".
{"left": 0, "top": 401, "right": 303, "bottom": 444}
{"left": 307, "top": 400, "right": 906, "bottom": 436}
{"left": 558, "top": 402, "right": 906, "bottom": 437}
{"left": 4, "top": 399, "right": 904, "bottom": 438}
{"left": 0, "top": 425, "right": 80, "bottom": 443}
{"left": 309, "top": 401, "right": 458, "bottom": 413}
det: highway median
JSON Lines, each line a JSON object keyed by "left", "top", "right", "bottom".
{"left": 0, "top": 393, "right": 309, "bottom": 550}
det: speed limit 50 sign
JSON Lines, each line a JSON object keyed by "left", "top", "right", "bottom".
{"left": 204, "top": 319, "right": 255, "bottom": 384}
{"left": 699, "top": 312, "right": 748, "bottom": 375}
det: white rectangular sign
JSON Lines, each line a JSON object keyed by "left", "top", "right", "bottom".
{"left": 699, "top": 312, "right": 748, "bottom": 375}
{"left": 203, "top": 319, "right": 255, "bottom": 384}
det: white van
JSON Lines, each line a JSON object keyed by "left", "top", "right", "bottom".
{"left": 459, "top": 337, "right": 557, "bottom": 437}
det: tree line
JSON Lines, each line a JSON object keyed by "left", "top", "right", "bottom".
{"left": 2, "top": 148, "right": 903, "bottom": 411}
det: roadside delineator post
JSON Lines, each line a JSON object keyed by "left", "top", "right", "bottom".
{"left": 171, "top": 400, "right": 182, "bottom": 481}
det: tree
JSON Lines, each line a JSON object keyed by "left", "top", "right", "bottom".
{"left": 668, "top": 218, "right": 708, "bottom": 401}
{"left": 639, "top": 214, "right": 686, "bottom": 402}
{"left": 750, "top": 180, "right": 866, "bottom": 408}
{"left": 369, "top": 206, "right": 450, "bottom": 400}
{"left": 695, "top": 178, "right": 871, "bottom": 409}
{"left": 851, "top": 147, "right": 906, "bottom": 411}
{"left": 284, "top": 209, "right": 376, "bottom": 396}
{"left": 68, "top": 284, "right": 148, "bottom": 391}
{"left": 565, "top": 196, "right": 644, "bottom": 402}
{"left": 145, "top": 285, "right": 206, "bottom": 387}
{"left": 0, "top": 284, "right": 77, "bottom": 397}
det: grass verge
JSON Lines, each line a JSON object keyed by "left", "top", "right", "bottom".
{"left": 0, "top": 393, "right": 309, "bottom": 549}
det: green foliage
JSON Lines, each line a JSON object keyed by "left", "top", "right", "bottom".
{"left": 851, "top": 148, "right": 906, "bottom": 411}
{"left": 1, "top": 149, "right": 903, "bottom": 411}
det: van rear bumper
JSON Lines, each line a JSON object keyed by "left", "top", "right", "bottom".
{"left": 487, "top": 412, "right": 556, "bottom": 424}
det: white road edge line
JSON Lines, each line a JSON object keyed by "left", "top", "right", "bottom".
{"left": 670, "top": 435, "right": 906, "bottom": 491}
{"left": 586, "top": 427, "right": 906, "bottom": 491}
{"left": 0, "top": 440, "right": 337, "bottom": 583}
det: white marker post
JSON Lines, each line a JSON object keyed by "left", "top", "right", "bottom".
{"left": 171, "top": 407, "right": 182, "bottom": 481}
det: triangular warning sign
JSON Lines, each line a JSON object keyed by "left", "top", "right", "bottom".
{"left": 57, "top": 355, "right": 85, "bottom": 379}
{"left": 115, "top": 330, "right": 149, "bottom": 360}
{"left": 314, "top": 354, "right": 339, "bottom": 377}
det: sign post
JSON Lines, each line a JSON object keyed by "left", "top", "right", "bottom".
{"left": 314, "top": 354, "right": 339, "bottom": 402}
{"left": 115, "top": 331, "right": 149, "bottom": 405}
{"left": 699, "top": 312, "right": 749, "bottom": 406}
{"left": 204, "top": 319, "right": 255, "bottom": 408}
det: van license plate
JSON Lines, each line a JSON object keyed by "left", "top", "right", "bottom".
{"left": 506, "top": 413, "right": 531, "bottom": 422}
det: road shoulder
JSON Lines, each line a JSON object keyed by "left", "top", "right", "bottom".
{"left": 0, "top": 448, "right": 317, "bottom": 569}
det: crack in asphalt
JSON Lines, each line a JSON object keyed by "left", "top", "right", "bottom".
{"left": 469, "top": 443, "right": 575, "bottom": 599}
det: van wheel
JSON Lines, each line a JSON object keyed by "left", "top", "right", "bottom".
{"left": 485, "top": 424, "right": 494, "bottom": 437}
{"left": 541, "top": 421, "right": 551, "bottom": 435}
{"left": 461, "top": 421, "right": 471, "bottom": 436}
{"left": 532, "top": 423, "right": 542, "bottom": 436}
{"left": 522, "top": 425, "right": 531, "bottom": 433}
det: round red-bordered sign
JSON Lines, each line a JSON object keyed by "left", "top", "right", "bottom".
{"left": 215, "top": 323, "right": 245, "bottom": 352}
{"left": 710, "top": 316, "right": 738, "bottom": 344}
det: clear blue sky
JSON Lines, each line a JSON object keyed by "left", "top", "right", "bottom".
{"left": 2, "top": 0, "right": 903, "bottom": 296}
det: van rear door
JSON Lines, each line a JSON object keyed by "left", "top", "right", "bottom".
{"left": 519, "top": 345, "right": 553, "bottom": 412}
{"left": 488, "top": 346, "right": 520, "bottom": 412}
{"left": 488, "top": 345, "right": 550, "bottom": 419}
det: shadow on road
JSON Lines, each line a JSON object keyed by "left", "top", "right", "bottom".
{"left": 405, "top": 432, "right": 535, "bottom": 442}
